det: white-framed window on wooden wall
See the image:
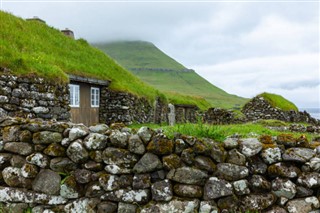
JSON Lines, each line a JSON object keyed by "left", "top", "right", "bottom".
{"left": 69, "top": 84, "right": 80, "bottom": 107}
{"left": 91, "top": 87, "right": 100, "bottom": 107}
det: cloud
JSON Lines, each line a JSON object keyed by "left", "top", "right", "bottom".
{"left": 193, "top": 53, "right": 319, "bottom": 108}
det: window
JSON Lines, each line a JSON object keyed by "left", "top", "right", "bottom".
{"left": 91, "top": 87, "right": 100, "bottom": 107}
{"left": 69, "top": 84, "right": 80, "bottom": 107}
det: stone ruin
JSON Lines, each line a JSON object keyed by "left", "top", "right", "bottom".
{"left": 0, "top": 117, "right": 320, "bottom": 212}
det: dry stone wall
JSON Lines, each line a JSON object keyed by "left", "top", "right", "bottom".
{"left": 1, "top": 117, "right": 320, "bottom": 212}
{"left": 0, "top": 71, "right": 70, "bottom": 121}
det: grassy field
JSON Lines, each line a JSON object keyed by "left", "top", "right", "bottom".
{"left": 94, "top": 41, "right": 248, "bottom": 109}
{"left": 130, "top": 120, "right": 316, "bottom": 142}
{"left": 258, "top": 92, "right": 298, "bottom": 111}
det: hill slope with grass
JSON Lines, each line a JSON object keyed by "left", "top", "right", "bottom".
{"left": 259, "top": 92, "right": 298, "bottom": 111}
{"left": 0, "top": 11, "right": 213, "bottom": 109}
{"left": 94, "top": 41, "right": 247, "bottom": 109}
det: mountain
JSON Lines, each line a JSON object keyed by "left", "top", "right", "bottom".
{"left": 94, "top": 41, "right": 247, "bottom": 109}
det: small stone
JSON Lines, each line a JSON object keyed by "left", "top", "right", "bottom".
{"left": 0, "top": 153, "right": 12, "bottom": 169}
{"left": 240, "top": 193, "right": 276, "bottom": 211}
{"left": 97, "top": 201, "right": 117, "bottom": 213}
{"left": 296, "top": 186, "right": 313, "bottom": 198}
{"left": 32, "top": 169, "right": 61, "bottom": 195}
{"left": 210, "top": 141, "right": 227, "bottom": 163}
{"left": 233, "top": 179, "right": 250, "bottom": 195}
{"left": 249, "top": 175, "right": 271, "bottom": 192}
{"left": 117, "top": 202, "right": 137, "bottom": 213}
{"left": 73, "top": 169, "right": 91, "bottom": 184}
{"left": 68, "top": 125, "right": 90, "bottom": 141}
{"left": 268, "top": 162, "right": 301, "bottom": 178}
{"left": 4, "top": 142, "right": 33, "bottom": 155}
{"left": 133, "top": 174, "right": 151, "bottom": 189}
{"left": 102, "top": 147, "right": 138, "bottom": 166}
{"left": 162, "top": 154, "right": 182, "bottom": 170}
{"left": 297, "top": 172, "right": 320, "bottom": 188}
{"left": 239, "top": 138, "right": 262, "bottom": 157}
{"left": 216, "top": 163, "right": 249, "bottom": 181}
{"left": 137, "top": 126, "right": 154, "bottom": 143}
{"left": 147, "top": 135, "right": 174, "bottom": 155}
{"left": 151, "top": 179, "right": 173, "bottom": 201}
{"left": 83, "top": 161, "right": 103, "bottom": 171}
{"left": 109, "top": 130, "right": 128, "bottom": 148}
{"left": 194, "top": 156, "right": 216, "bottom": 173}
{"left": 21, "top": 163, "right": 39, "bottom": 178}
{"left": 44, "top": 143, "right": 65, "bottom": 157}
{"left": 2, "top": 167, "right": 32, "bottom": 189}
{"left": 60, "top": 175, "right": 80, "bottom": 199}
{"left": 264, "top": 206, "right": 288, "bottom": 213}
{"left": 223, "top": 137, "right": 239, "bottom": 149}
{"left": 33, "top": 131, "right": 62, "bottom": 144}
{"left": 99, "top": 174, "right": 120, "bottom": 191}
{"left": 307, "top": 157, "right": 320, "bottom": 172}
{"left": 261, "top": 147, "right": 282, "bottom": 164}
{"left": 203, "top": 177, "right": 233, "bottom": 199}
{"left": 89, "top": 124, "right": 109, "bottom": 134}
{"left": 167, "top": 167, "right": 208, "bottom": 185}
{"left": 50, "top": 157, "right": 78, "bottom": 173}
{"left": 247, "top": 156, "right": 268, "bottom": 174}
{"left": 85, "top": 182, "right": 105, "bottom": 198}
{"left": 199, "top": 201, "right": 219, "bottom": 213}
{"left": 272, "top": 178, "right": 296, "bottom": 199}
{"left": 226, "top": 149, "right": 246, "bottom": 166}
{"left": 64, "top": 198, "right": 100, "bottom": 213}
{"left": 33, "top": 107, "right": 49, "bottom": 114}
{"left": 286, "top": 197, "right": 320, "bottom": 213}
{"left": 128, "top": 134, "right": 145, "bottom": 155}
{"left": 173, "top": 184, "right": 203, "bottom": 198}
{"left": 101, "top": 189, "right": 150, "bottom": 204}
{"left": 26, "top": 153, "right": 50, "bottom": 168}
{"left": 217, "top": 196, "right": 239, "bottom": 212}
{"left": 10, "top": 155, "right": 26, "bottom": 168}
{"left": 282, "top": 147, "right": 315, "bottom": 163}
{"left": 83, "top": 133, "right": 107, "bottom": 150}
{"left": 174, "top": 139, "right": 187, "bottom": 154}
{"left": 66, "top": 140, "right": 89, "bottom": 163}
{"left": 181, "top": 148, "right": 195, "bottom": 165}
{"left": 133, "top": 152, "right": 162, "bottom": 173}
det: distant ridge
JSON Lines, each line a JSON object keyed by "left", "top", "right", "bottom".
{"left": 94, "top": 41, "right": 248, "bottom": 109}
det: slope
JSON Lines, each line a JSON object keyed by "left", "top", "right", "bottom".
{"left": 94, "top": 41, "right": 247, "bottom": 108}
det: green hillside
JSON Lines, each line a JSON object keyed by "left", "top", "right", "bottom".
{"left": 94, "top": 41, "right": 247, "bottom": 108}
{"left": 259, "top": 92, "right": 298, "bottom": 112}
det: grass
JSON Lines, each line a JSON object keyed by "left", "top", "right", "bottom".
{"left": 258, "top": 92, "right": 298, "bottom": 112}
{"left": 130, "top": 120, "right": 316, "bottom": 142}
{"left": 164, "top": 92, "right": 212, "bottom": 110}
{"left": 0, "top": 11, "right": 163, "bottom": 102}
{"left": 94, "top": 41, "right": 248, "bottom": 109}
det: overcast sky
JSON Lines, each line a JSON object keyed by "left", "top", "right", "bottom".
{"left": 1, "top": 0, "right": 319, "bottom": 108}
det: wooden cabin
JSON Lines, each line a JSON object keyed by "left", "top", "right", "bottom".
{"left": 68, "top": 75, "right": 110, "bottom": 126}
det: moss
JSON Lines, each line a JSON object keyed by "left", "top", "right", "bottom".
{"left": 259, "top": 135, "right": 273, "bottom": 144}
{"left": 146, "top": 136, "right": 174, "bottom": 155}
{"left": 43, "top": 143, "right": 66, "bottom": 156}
{"left": 258, "top": 92, "right": 298, "bottom": 112}
{"left": 162, "top": 154, "right": 181, "bottom": 170}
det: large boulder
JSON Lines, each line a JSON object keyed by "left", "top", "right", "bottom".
{"left": 32, "top": 169, "right": 61, "bottom": 195}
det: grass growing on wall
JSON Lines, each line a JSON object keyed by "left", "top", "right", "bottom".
{"left": 258, "top": 92, "right": 298, "bottom": 112}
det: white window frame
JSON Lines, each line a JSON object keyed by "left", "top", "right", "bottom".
{"left": 69, "top": 84, "right": 80, "bottom": 107}
{"left": 91, "top": 87, "right": 100, "bottom": 107}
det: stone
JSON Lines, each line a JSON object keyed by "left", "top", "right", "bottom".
{"left": 167, "top": 167, "right": 208, "bottom": 185}
{"left": 2, "top": 167, "right": 32, "bottom": 189}
{"left": 137, "top": 126, "right": 154, "bottom": 143}
{"left": 101, "top": 189, "right": 150, "bottom": 204}
{"left": 140, "top": 198, "right": 200, "bottom": 213}
{"left": 240, "top": 193, "right": 276, "bottom": 211}
{"left": 64, "top": 198, "right": 100, "bottom": 213}
{"left": 226, "top": 149, "right": 246, "bottom": 166}
{"left": 99, "top": 174, "right": 120, "bottom": 191}
{"left": 89, "top": 150, "right": 103, "bottom": 163}
{"left": 66, "top": 140, "right": 89, "bottom": 163}
{"left": 286, "top": 197, "right": 320, "bottom": 213}
{"left": 0, "top": 153, "right": 12, "bottom": 169}
{"left": 199, "top": 201, "right": 219, "bottom": 213}
{"left": 239, "top": 138, "right": 262, "bottom": 157}
{"left": 19, "top": 130, "right": 32, "bottom": 142}
{"left": 133, "top": 152, "right": 162, "bottom": 173}
{"left": 217, "top": 196, "right": 239, "bottom": 211}
{"left": 21, "top": 163, "right": 38, "bottom": 178}
{"left": 89, "top": 124, "right": 109, "bottom": 134}
{"left": 223, "top": 137, "right": 239, "bottom": 149}
{"left": 194, "top": 156, "right": 216, "bottom": 173}
{"left": 3, "top": 203, "right": 29, "bottom": 213}
{"left": 60, "top": 175, "right": 80, "bottom": 199}
{"left": 83, "top": 133, "right": 108, "bottom": 151}
{"left": 133, "top": 174, "right": 151, "bottom": 189}
{"left": 109, "top": 130, "right": 129, "bottom": 148}
{"left": 102, "top": 147, "right": 138, "bottom": 166}
{"left": 0, "top": 95, "right": 9, "bottom": 103}
{"left": 117, "top": 202, "right": 137, "bottom": 213}
{"left": 249, "top": 175, "right": 271, "bottom": 192}
{"left": 181, "top": 148, "right": 195, "bottom": 165}
{"left": 97, "top": 201, "right": 117, "bottom": 213}
{"left": 4, "top": 142, "right": 34, "bottom": 155}
{"left": 216, "top": 163, "right": 249, "bottom": 181}
{"left": 162, "top": 154, "right": 182, "bottom": 170}
{"left": 297, "top": 172, "right": 320, "bottom": 188}
{"left": 85, "top": 182, "right": 105, "bottom": 198}
{"left": 307, "top": 157, "right": 320, "bottom": 172}
{"left": 33, "top": 107, "right": 49, "bottom": 114}
{"left": 233, "top": 179, "right": 250, "bottom": 195}
{"left": 174, "top": 139, "right": 187, "bottom": 154}
{"left": 104, "top": 165, "right": 131, "bottom": 175}
{"left": 264, "top": 206, "right": 288, "bottom": 213}
{"left": 3, "top": 125, "right": 20, "bottom": 142}
{"left": 282, "top": 148, "right": 315, "bottom": 163}
{"left": 247, "top": 156, "right": 268, "bottom": 174}
{"left": 203, "top": 177, "right": 233, "bottom": 199}
{"left": 210, "top": 142, "right": 227, "bottom": 163}
{"left": 151, "top": 179, "right": 173, "bottom": 201}
{"left": 33, "top": 131, "right": 62, "bottom": 144}
{"left": 261, "top": 147, "right": 282, "bottom": 164}
{"left": 193, "top": 139, "right": 214, "bottom": 155}
{"left": 26, "top": 153, "right": 50, "bottom": 168}
{"left": 296, "top": 186, "right": 313, "bottom": 198}
{"left": 43, "top": 143, "right": 66, "bottom": 156}
{"left": 128, "top": 134, "right": 145, "bottom": 155}
{"left": 68, "top": 125, "right": 90, "bottom": 141}
{"left": 147, "top": 135, "right": 174, "bottom": 155}
{"left": 150, "top": 170, "right": 166, "bottom": 182}
{"left": 268, "top": 162, "right": 300, "bottom": 179}
{"left": 84, "top": 161, "right": 103, "bottom": 171}
{"left": 173, "top": 184, "right": 203, "bottom": 198}
{"left": 272, "top": 178, "right": 296, "bottom": 199}
{"left": 73, "top": 169, "right": 91, "bottom": 184}
{"left": 10, "top": 155, "right": 26, "bottom": 168}
{"left": 32, "top": 169, "right": 61, "bottom": 195}
{"left": 50, "top": 157, "right": 78, "bottom": 173}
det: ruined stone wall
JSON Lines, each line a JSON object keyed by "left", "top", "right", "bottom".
{"left": 1, "top": 117, "right": 320, "bottom": 212}
{"left": 242, "top": 97, "right": 319, "bottom": 125}
{"left": 0, "top": 72, "right": 70, "bottom": 121}
{"left": 203, "top": 108, "right": 246, "bottom": 124}
{"left": 175, "top": 105, "right": 199, "bottom": 123}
